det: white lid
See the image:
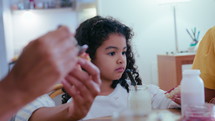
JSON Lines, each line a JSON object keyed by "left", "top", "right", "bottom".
{"left": 182, "top": 69, "right": 200, "bottom": 75}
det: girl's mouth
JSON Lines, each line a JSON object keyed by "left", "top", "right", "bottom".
{"left": 115, "top": 67, "right": 125, "bottom": 73}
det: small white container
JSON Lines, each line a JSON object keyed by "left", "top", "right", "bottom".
{"left": 180, "top": 69, "right": 205, "bottom": 116}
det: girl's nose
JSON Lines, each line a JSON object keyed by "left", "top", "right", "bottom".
{"left": 117, "top": 59, "right": 123, "bottom": 64}
{"left": 117, "top": 56, "right": 125, "bottom": 64}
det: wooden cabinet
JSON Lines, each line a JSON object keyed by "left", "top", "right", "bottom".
{"left": 157, "top": 54, "right": 195, "bottom": 91}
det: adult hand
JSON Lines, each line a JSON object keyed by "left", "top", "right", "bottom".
{"left": 62, "top": 58, "right": 101, "bottom": 120}
{"left": 4, "top": 26, "right": 79, "bottom": 102}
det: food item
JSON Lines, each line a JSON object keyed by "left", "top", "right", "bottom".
{"left": 165, "top": 85, "right": 180, "bottom": 99}
{"left": 79, "top": 52, "right": 91, "bottom": 61}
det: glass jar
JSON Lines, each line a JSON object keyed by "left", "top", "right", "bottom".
{"left": 183, "top": 104, "right": 215, "bottom": 121}
{"left": 128, "top": 85, "right": 152, "bottom": 116}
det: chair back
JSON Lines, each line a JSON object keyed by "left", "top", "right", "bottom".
{"left": 49, "top": 84, "right": 64, "bottom": 99}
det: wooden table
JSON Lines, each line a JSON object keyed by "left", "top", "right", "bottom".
{"left": 157, "top": 54, "right": 195, "bottom": 91}
{"left": 84, "top": 109, "right": 181, "bottom": 121}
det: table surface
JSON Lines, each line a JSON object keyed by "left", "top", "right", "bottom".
{"left": 84, "top": 109, "right": 181, "bottom": 121}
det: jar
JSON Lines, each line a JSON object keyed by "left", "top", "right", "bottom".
{"left": 128, "top": 85, "right": 152, "bottom": 116}
{"left": 183, "top": 104, "right": 215, "bottom": 121}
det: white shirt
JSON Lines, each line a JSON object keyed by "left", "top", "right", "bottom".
{"left": 14, "top": 95, "right": 55, "bottom": 121}
{"left": 82, "top": 84, "right": 128, "bottom": 120}
{"left": 14, "top": 84, "right": 179, "bottom": 121}
{"left": 82, "top": 84, "right": 179, "bottom": 120}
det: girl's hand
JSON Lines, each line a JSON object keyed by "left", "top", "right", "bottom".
{"left": 165, "top": 86, "right": 181, "bottom": 105}
{"left": 209, "top": 97, "right": 215, "bottom": 104}
{"left": 171, "top": 93, "right": 181, "bottom": 105}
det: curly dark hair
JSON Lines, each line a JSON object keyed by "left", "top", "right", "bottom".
{"left": 62, "top": 16, "right": 142, "bottom": 104}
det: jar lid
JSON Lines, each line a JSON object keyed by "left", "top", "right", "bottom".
{"left": 182, "top": 69, "right": 200, "bottom": 75}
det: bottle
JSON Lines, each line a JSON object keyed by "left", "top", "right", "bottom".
{"left": 128, "top": 85, "right": 151, "bottom": 116}
{"left": 180, "top": 69, "right": 205, "bottom": 116}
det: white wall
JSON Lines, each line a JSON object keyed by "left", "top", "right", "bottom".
{"left": 1, "top": 2, "right": 79, "bottom": 79}
{"left": 6, "top": 0, "right": 97, "bottom": 60}
{"left": 11, "top": 8, "right": 78, "bottom": 58}
{"left": 0, "top": 0, "right": 8, "bottom": 79}
{"left": 0, "top": 0, "right": 12, "bottom": 79}
{"left": 97, "top": 0, "right": 215, "bottom": 85}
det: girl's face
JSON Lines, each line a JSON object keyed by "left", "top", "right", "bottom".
{"left": 92, "top": 33, "right": 127, "bottom": 82}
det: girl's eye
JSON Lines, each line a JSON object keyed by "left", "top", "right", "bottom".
{"left": 108, "top": 52, "right": 116, "bottom": 56}
{"left": 122, "top": 51, "right": 126, "bottom": 55}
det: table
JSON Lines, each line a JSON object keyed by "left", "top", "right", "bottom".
{"left": 85, "top": 109, "right": 181, "bottom": 121}
{"left": 157, "top": 54, "right": 195, "bottom": 91}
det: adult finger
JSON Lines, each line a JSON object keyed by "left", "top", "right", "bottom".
{"left": 77, "top": 58, "right": 101, "bottom": 85}
{"left": 65, "top": 74, "right": 93, "bottom": 103}
{"left": 62, "top": 79, "right": 91, "bottom": 109}
{"left": 69, "top": 66, "right": 100, "bottom": 97}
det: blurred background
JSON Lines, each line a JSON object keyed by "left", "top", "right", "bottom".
{"left": 0, "top": 0, "right": 215, "bottom": 86}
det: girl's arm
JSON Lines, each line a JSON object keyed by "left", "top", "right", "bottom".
{"left": 29, "top": 103, "right": 78, "bottom": 121}
{"left": 147, "top": 84, "right": 180, "bottom": 109}
{"left": 14, "top": 94, "right": 55, "bottom": 121}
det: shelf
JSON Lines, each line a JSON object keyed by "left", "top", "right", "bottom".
{"left": 157, "top": 54, "right": 195, "bottom": 91}
{"left": 11, "top": 0, "right": 97, "bottom": 13}
{"left": 12, "top": 7, "right": 75, "bottom": 14}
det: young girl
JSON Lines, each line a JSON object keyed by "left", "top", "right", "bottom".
{"left": 14, "top": 16, "right": 179, "bottom": 121}
{"left": 63, "top": 15, "right": 179, "bottom": 119}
